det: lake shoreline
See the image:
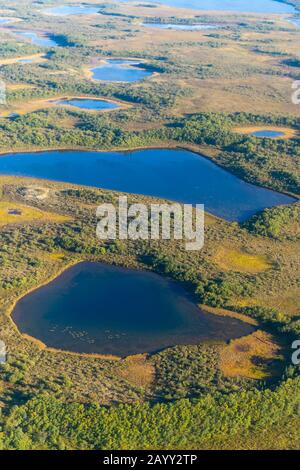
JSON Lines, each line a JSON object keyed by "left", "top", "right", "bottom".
{"left": 0, "top": 143, "right": 298, "bottom": 204}
{"left": 8, "top": 259, "right": 258, "bottom": 359}
{"left": 82, "top": 57, "right": 160, "bottom": 83}
{"left": 2, "top": 94, "right": 132, "bottom": 118}
{"left": 5, "top": 258, "right": 120, "bottom": 361}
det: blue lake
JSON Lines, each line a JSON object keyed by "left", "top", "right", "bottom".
{"left": 12, "top": 261, "right": 256, "bottom": 356}
{"left": 0, "top": 148, "right": 295, "bottom": 221}
{"left": 141, "top": 22, "right": 219, "bottom": 30}
{"left": 251, "top": 130, "right": 285, "bottom": 138}
{"left": 43, "top": 5, "right": 100, "bottom": 16}
{"left": 15, "top": 31, "right": 59, "bottom": 47}
{"left": 91, "top": 59, "right": 153, "bottom": 82}
{"left": 53, "top": 98, "right": 120, "bottom": 111}
{"left": 287, "top": 17, "right": 300, "bottom": 26}
{"left": 0, "top": 18, "right": 16, "bottom": 25}
{"left": 119, "top": 0, "right": 296, "bottom": 13}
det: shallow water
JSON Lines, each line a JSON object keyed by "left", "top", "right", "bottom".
{"left": 53, "top": 98, "right": 120, "bottom": 111}
{"left": 15, "top": 31, "right": 58, "bottom": 47}
{"left": 91, "top": 59, "right": 153, "bottom": 82}
{"left": 251, "top": 130, "right": 285, "bottom": 138}
{"left": 287, "top": 16, "right": 300, "bottom": 26}
{"left": 43, "top": 5, "right": 100, "bottom": 16}
{"left": 17, "top": 58, "right": 34, "bottom": 64}
{"left": 0, "top": 148, "right": 295, "bottom": 221}
{"left": 141, "top": 22, "right": 219, "bottom": 30}
{"left": 12, "top": 262, "right": 256, "bottom": 356}
{"left": 0, "top": 18, "right": 16, "bottom": 25}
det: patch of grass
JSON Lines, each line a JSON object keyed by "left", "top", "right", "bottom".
{"left": 0, "top": 200, "right": 69, "bottom": 226}
{"left": 46, "top": 252, "right": 67, "bottom": 261}
{"left": 214, "top": 246, "right": 273, "bottom": 273}
{"left": 6, "top": 83, "right": 36, "bottom": 91}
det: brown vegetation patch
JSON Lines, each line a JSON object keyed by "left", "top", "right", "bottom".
{"left": 6, "top": 83, "right": 35, "bottom": 91}
{"left": 233, "top": 125, "right": 298, "bottom": 139}
{"left": 258, "top": 288, "right": 300, "bottom": 317}
{"left": 117, "top": 354, "right": 155, "bottom": 388}
{"left": 201, "top": 304, "right": 258, "bottom": 326}
{"left": 59, "top": 116, "right": 81, "bottom": 129}
{"left": 0, "top": 53, "right": 46, "bottom": 66}
{"left": 220, "top": 330, "right": 282, "bottom": 379}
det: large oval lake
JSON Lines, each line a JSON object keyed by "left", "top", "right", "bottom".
{"left": 0, "top": 148, "right": 295, "bottom": 221}
{"left": 12, "top": 262, "right": 255, "bottom": 356}
{"left": 118, "top": 0, "right": 296, "bottom": 13}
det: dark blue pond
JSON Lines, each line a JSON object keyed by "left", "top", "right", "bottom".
{"left": 251, "top": 130, "right": 285, "bottom": 138}
{"left": 141, "top": 22, "right": 219, "bottom": 30}
{"left": 43, "top": 5, "right": 100, "bottom": 16}
{"left": 0, "top": 148, "right": 295, "bottom": 221}
{"left": 12, "top": 261, "right": 255, "bottom": 356}
{"left": 119, "top": 0, "right": 296, "bottom": 13}
{"left": 53, "top": 98, "right": 120, "bottom": 111}
{"left": 91, "top": 59, "right": 153, "bottom": 83}
{"left": 15, "top": 31, "right": 58, "bottom": 47}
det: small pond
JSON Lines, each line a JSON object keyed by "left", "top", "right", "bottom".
{"left": 14, "top": 31, "right": 59, "bottom": 47}
{"left": 251, "top": 130, "right": 285, "bottom": 138}
{"left": 52, "top": 98, "right": 120, "bottom": 111}
{"left": 90, "top": 59, "right": 154, "bottom": 83}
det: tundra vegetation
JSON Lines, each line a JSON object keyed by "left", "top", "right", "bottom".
{"left": 0, "top": 0, "right": 299, "bottom": 450}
